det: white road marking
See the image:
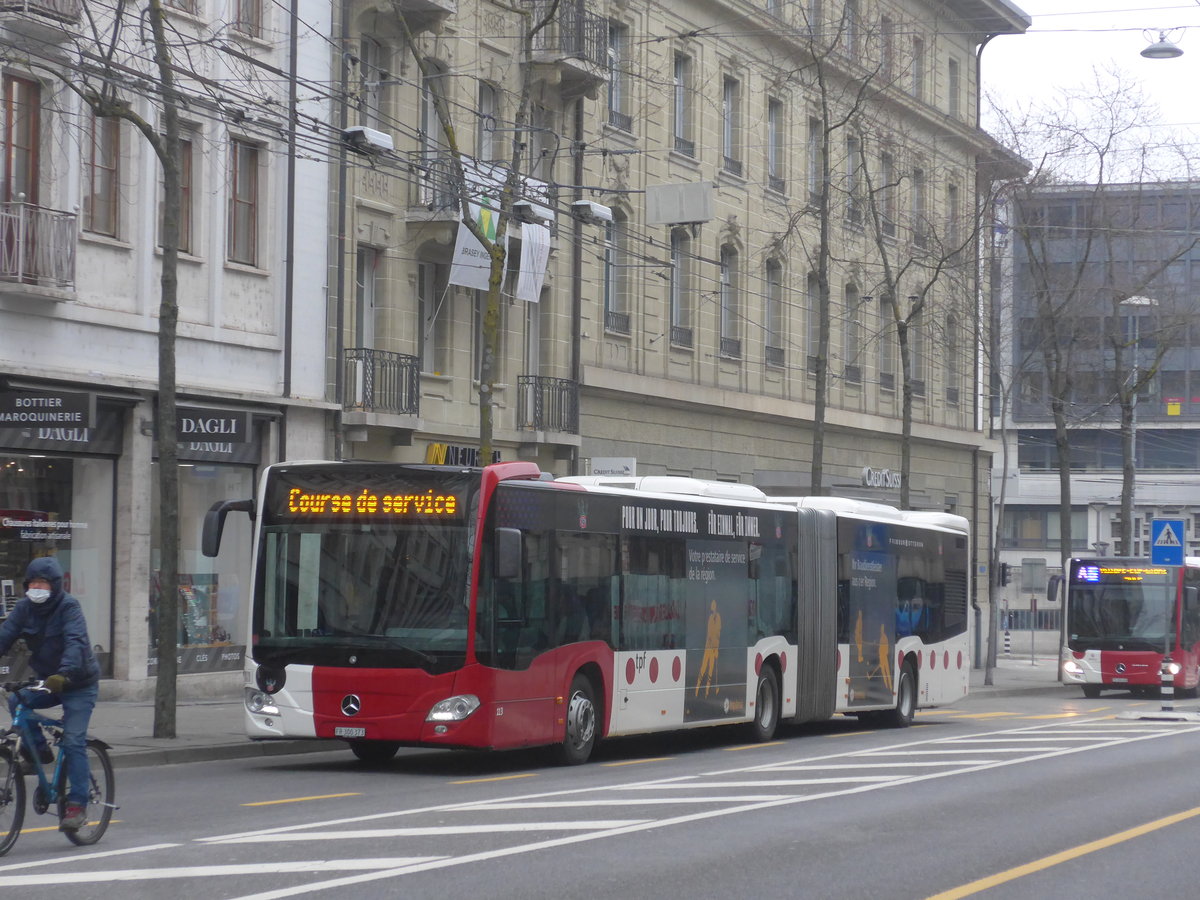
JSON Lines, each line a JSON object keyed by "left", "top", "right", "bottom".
{"left": 211, "top": 820, "right": 650, "bottom": 843}
{"left": 0, "top": 858, "right": 447, "bottom": 886}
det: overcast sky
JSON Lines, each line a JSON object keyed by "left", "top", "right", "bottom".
{"left": 983, "top": 1, "right": 1200, "bottom": 140}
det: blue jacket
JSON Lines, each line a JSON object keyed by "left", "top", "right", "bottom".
{"left": 0, "top": 556, "right": 100, "bottom": 689}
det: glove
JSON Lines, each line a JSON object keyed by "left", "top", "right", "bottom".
{"left": 45, "top": 674, "right": 69, "bottom": 694}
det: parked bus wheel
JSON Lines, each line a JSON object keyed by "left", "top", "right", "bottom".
{"left": 557, "top": 673, "right": 598, "bottom": 765}
{"left": 748, "top": 665, "right": 780, "bottom": 742}
{"left": 1081, "top": 685, "right": 1101, "bottom": 699}
{"left": 349, "top": 740, "right": 400, "bottom": 764}
{"left": 883, "top": 661, "right": 916, "bottom": 728}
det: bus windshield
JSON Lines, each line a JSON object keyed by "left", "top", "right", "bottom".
{"left": 252, "top": 465, "right": 478, "bottom": 672}
{"left": 1068, "top": 565, "right": 1176, "bottom": 652}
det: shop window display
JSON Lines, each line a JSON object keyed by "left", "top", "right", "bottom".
{"left": 0, "top": 455, "right": 115, "bottom": 677}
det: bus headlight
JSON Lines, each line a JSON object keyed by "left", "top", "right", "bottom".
{"left": 426, "top": 694, "right": 481, "bottom": 722}
{"left": 245, "top": 688, "right": 280, "bottom": 716}
{"left": 1062, "top": 660, "right": 1083, "bottom": 677}
{"left": 1162, "top": 658, "right": 1182, "bottom": 677}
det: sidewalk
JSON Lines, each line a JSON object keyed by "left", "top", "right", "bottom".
{"left": 70, "top": 655, "right": 1069, "bottom": 769}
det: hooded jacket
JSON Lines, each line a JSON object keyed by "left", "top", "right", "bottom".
{"left": 0, "top": 556, "right": 101, "bottom": 689}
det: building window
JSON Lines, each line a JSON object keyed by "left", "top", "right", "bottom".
{"left": 84, "top": 113, "right": 119, "bottom": 238}
{"left": 807, "top": 0, "right": 822, "bottom": 38}
{"left": 909, "top": 307, "right": 926, "bottom": 396}
{"left": 1000, "top": 506, "right": 1088, "bottom": 551}
{"left": 910, "top": 166, "right": 927, "bottom": 247}
{"left": 477, "top": 82, "right": 498, "bottom": 161}
{"left": 948, "top": 57, "right": 961, "bottom": 119}
{"left": 1, "top": 75, "right": 40, "bottom": 204}
{"left": 945, "top": 313, "right": 960, "bottom": 404}
{"left": 765, "top": 260, "right": 784, "bottom": 367}
{"left": 673, "top": 53, "right": 694, "bottom": 156}
{"left": 767, "top": 98, "right": 785, "bottom": 193}
{"left": 807, "top": 116, "right": 823, "bottom": 199}
{"left": 354, "top": 246, "right": 379, "bottom": 349}
{"left": 474, "top": 290, "right": 506, "bottom": 382}
{"left": 911, "top": 36, "right": 926, "bottom": 101}
{"left": 669, "top": 227, "right": 692, "bottom": 347}
{"left": 807, "top": 271, "right": 820, "bottom": 374}
{"left": 843, "top": 0, "right": 859, "bottom": 60}
{"left": 880, "top": 16, "right": 895, "bottom": 81}
{"left": 845, "top": 135, "right": 861, "bottom": 225}
{"left": 719, "top": 244, "right": 740, "bottom": 358}
{"left": 722, "top": 76, "right": 742, "bottom": 175}
{"left": 879, "top": 295, "right": 896, "bottom": 390}
{"left": 528, "top": 104, "right": 555, "bottom": 183}
{"left": 358, "top": 36, "right": 388, "bottom": 131}
{"left": 608, "top": 23, "right": 632, "bottom": 132}
{"left": 603, "top": 215, "right": 630, "bottom": 334}
{"left": 164, "top": 0, "right": 196, "bottom": 13}
{"left": 844, "top": 285, "right": 861, "bottom": 384}
{"left": 881, "top": 151, "right": 896, "bottom": 237}
{"left": 233, "top": 0, "right": 262, "bottom": 38}
{"left": 227, "top": 139, "right": 259, "bottom": 266}
{"left": 947, "top": 183, "right": 961, "bottom": 252}
{"left": 158, "top": 131, "right": 194, "bottom": 254}
{"left": 418, "top": 261, "right": 450, "bottom": 375}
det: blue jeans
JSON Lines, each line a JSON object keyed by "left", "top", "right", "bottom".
{"left": 9, "top": 683, "right": 99, "bottom": 806}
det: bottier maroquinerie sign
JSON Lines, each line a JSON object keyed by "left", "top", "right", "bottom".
{"left": 0, "top": 390, "right": 95, "bottom": 428}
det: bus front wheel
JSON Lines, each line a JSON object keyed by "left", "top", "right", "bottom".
{"left": 349, "top": 740, "right": 400, "bottom": 764}
{"left": 557, "top": 674, "right": 598, "bottom": 765}
{"left": 884, "top": 661, "right": 917, "bottom": 728}
{"left": 1081, "top": 685, "right": 1101, "bottom": 699}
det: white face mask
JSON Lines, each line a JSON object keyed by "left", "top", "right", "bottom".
{"left": 26, "top": 588, "right": 51, "bottom": 604}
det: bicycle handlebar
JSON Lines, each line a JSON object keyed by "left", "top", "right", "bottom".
{"left": 1, "top": 679, "right": 49, "bottom": 695}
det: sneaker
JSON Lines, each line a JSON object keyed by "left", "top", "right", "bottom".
{"left": 59, "top": 805, "right": 87, "bottom": 831}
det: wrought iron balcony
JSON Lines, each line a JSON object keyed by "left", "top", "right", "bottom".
{"left": 343, "top": 348, "right": 420, "bottom": 416}
{"left": 0, "top": 201, "right": 76, "bottom": 295}
{"left": 0, "top": 0, "right": 80, "bottom": 26}
{"left": 517, "top": 375, "right": 578, "bottom": 434}
{"left": 530, "top": 0, "right": 608, "bottom": 94}
{"left": 409, "top": 152, "right": 463, "bottom": 213}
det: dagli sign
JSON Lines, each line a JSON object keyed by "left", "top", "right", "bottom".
{"left": 861, "top": 466, "right": 901, "bottom": 489}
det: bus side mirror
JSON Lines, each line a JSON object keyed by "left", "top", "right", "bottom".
{"left": 495, "top": 527, "right": 523, "bottom": 580}
{"left": 202, "top": 499, "right": 255, "bottom": 557}
{"left": 1046, "top": 574, "right": 1062, "bottom": 603}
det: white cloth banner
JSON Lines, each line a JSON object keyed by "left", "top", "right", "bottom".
{"left": 447, "top": 203, "right": 495, "bottom": 291}
{"left": 516, "top": 222, "right": 551, "bottom": 303}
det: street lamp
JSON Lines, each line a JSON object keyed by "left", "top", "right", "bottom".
{"left": 1142, "top": 30, "right": 1184, "bottom": 59}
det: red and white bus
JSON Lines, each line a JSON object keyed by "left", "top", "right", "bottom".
{"left": 1062, "top": 557, "right": 1200, "bottom": 698}
{"left": 203, "top": 461, "right": 971, "bottom": 763}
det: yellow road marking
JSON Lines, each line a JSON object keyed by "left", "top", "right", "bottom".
{"left": 602, "top": 758, "right": 674, "bottom": 767}
{"left": 242, "top": 793, "right": 362, "bottom": 806}
{"left": 22, "top": 819, "right": 120, "bottom": 834}
{"left": 828, "top": 730, "right": 872, "bottom": 737}
{"left": 723, "top": 741, "right": 785, "bottom": 751}
{"left": 449, "top": 773, "right": 538, "bottom": 785}
{"left": 927, "top": 806, "right": 1200, "bottom": 899}
{"left": 1023, "top": 712, "right": 1085, "bottom": 719}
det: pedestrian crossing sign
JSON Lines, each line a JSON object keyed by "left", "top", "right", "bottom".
{"left": 1151, "top": 519, "right": 1185, "bottom": 565}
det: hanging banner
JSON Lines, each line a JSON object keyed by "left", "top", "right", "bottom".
{"left": 516, "top": 222, "right": 551, "bottom": 302}
{"left": 448, "top": 202, "right": 497, "bottom": 291}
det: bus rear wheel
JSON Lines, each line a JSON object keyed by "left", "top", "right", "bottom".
{"left": 748, "top": 666, "right": 780, "bottom": 742}
{"left": 883, "top": 661, "right": 917, "bottom": 728}
{"left": 557, "top": 674, "right": 598, "bottom": 765}
{"left": 349, "top": 740, "right": 400, "bottom": 764}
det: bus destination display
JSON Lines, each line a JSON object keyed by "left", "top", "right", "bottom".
{"left": 266, "top": 466, "right": 472, "bottom": 524}
{"left": 1073, "top": 564, "right": 1170, "bottom": 584}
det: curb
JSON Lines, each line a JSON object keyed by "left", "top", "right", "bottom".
{"left": 108, "top": 739, "right": 346, "bottom": 769}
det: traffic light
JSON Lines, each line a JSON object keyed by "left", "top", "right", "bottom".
{"left": 998, "top": 562, "right": 1011, "bottom": 586}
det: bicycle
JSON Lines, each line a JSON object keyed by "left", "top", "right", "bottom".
{"left": 0, "top": 679, "right": 116, "bottom": 855}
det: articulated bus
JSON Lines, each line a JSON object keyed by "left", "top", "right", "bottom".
{"left": 202, "top": 461, "right": 971, "bottom": 764}
{"left": 1062, "top": 557, "right": 1200, "bottom": 698}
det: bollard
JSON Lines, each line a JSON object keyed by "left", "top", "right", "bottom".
{"left": 1004, "top": 629, "right": 1011, "bottom": 655}
{"left": 1161, "top": 657, "right": 1180, "bottom": 712}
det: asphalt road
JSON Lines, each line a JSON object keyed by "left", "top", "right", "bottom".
{"left": 2, "top": 689, "right": 1198, "bottom": 899}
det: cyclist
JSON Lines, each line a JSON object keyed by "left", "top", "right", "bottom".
{"left": 0, "top": 556, "right": 101, "bottom": 831}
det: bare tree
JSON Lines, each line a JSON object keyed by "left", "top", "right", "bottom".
{"left": 390, "top": 0, "right": 557, "bottom": 463}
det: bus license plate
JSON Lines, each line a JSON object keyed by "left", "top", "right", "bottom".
{"left": 1112, "top": 677, "right": 1128, "bottom": 683}
{"left": 335, "top": 726, "right": 366, "bottom": 738}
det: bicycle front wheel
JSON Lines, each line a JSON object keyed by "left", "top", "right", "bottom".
{"left": 57, "top": 740, "right": 115, "bottom": 846}
{"left": 0, "top": 748, "right": 27, "bottom": 856}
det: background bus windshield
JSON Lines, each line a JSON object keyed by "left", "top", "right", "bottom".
{"left": 253, "top": 466, "right": 477, "bottom": 671}
{"left": 1068, "top": 569, "right": 1174, "bottom": 651}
